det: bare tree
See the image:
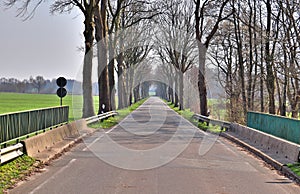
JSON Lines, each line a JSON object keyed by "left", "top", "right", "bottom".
{"left": 194, "top": 0, "right": 232, "bottom": 116}
{"left": 276, "top": 0, "right": 300, "bottom": 118}
{"left": 154, "top": 0, "right": 197, "bottom": 110}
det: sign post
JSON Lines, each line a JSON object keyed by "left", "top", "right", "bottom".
{"left": 56, "top": 77, "right": 67, "bottom": 106}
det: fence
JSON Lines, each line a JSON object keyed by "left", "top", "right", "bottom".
{"left": 0, "top": 106, "right": 69, "bottom": 145}
{"left": 85, "top": 111, "right": 118, "bottom": 124}
{"left": 247, "top": 111, "right": 300, "bottom": 144}
{"left": 192, "top": 114, "right": 231, "bottom": 131}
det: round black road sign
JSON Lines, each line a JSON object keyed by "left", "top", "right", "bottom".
{"left": 56, "top": 77, "right": 67, "bottom": 88}
{"left": 56, "top": 88, "right": 67, "bottom": 98}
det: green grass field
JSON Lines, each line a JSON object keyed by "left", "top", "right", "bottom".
{"left": 0, "top": 92, "right": 100, "bottom": 121}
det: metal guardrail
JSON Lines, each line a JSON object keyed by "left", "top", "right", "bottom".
{"left": 0, "top": 143, "right": 23, "bottom": 164}
{"left": 192, "top": 114, "right": 231, "bottom": 131}
{"left": 85, "top": 111, "right": 118, "bottom": 124}
{"left": 0, "top": 111, "right": 118, "bottom": 164}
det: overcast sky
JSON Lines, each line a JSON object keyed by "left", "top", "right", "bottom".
{"left": 0, "top": 2, "right": 85, "bottom": 81}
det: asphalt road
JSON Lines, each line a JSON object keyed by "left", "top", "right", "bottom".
{"left": 9, "top": 97, "right": 300, "bottom": 194}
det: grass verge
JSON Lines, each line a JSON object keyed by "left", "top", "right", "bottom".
{"left": 88, "top": 98, "right": 148, "bottom": 129}
{"left": 197, "top": 122, "right": 225, "bottom": 133}
{"left": 165, "top": 101, "right": 196, "bottom": 123}
{"left": 287, "top": 163, "right": 300, "bottom": 177}
{"left": 165, "top": 100, "right": 225, "bottom": 133}
{"left": 0, "top": 155, "right": 37, "bottom": 193}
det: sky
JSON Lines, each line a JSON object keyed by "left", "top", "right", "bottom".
{"left": 0, "top": 2, "right": 85, "bottom": 81}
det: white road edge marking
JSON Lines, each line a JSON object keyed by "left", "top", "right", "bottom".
{"left": 29, "top": 159, "right": 77, "bottom": 194}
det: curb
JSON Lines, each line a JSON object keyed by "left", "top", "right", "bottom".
{"left": 282, "top": 165, "right": 300, "bottom": 185}
{"left": 220, "top": 132, "right": 300, "bottom": 184}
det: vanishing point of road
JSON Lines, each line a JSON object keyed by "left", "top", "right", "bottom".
{"left": 9, "top": 97, "right": 300, "bottom": 194}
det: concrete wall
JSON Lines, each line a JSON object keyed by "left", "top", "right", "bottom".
{"left": 231, "top": 123, "right": 300, "bottom": 162}
{"left": 22, "top": 120, "right": 86, "bottom": 158}
{"left": 247, "top": 111, "right": 300, "bottom": 144}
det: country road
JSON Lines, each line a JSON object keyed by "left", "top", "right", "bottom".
{"left": 9, "top": 97, "right": 300, "bottom": 194}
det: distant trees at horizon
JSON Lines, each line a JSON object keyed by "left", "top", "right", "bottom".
{"left": 0, "top": 76, "right": 98, "bottom": 95}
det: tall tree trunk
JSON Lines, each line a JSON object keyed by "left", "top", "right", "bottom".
{"left": 82, "top": 5, "right": 95, "bottom": 118}
{"left": 275, "top": 69, "right": 282, "bottom": 115}
{"left": 197, "top": 43, "right": 208, "bottom": 116}
{"left": 95, "top": 0, "right": 110, "bottom": 114}
{"left": 133, "top": 83, "right": 140, "bottom": 103}
{"left": 234, "top": 7, "right": 247, "bottom": 119}
{"left": 169, "top": 86, "right": 173, "bottom": 103}
{"left": 124, "top": 69, "right": 129, "bottom": 107}
{"left": 265, "top": 0, "right": 275, "bottom": 114}
{"left": 169, "top": 74, "right": 174, "bottom": 103}
{"left": 117, "top": 53, "right": 124, "bottom": 109}
{"left": 251, "top": 0, "right": 258, "bottom": 110}
{"left": 163, "top": 83, "right": 168, "bottom": 100}
{"left": 128, "top": 68, "right": 134, "bottom": 106}
{"left": 174, "top": 70, "right": 179, "bottom": 107}
{"left": 247, "top": 0, "right": 254, "bottom": 111}
{"left": 108, "top": 35, "right": 116, "bottom": 110}
{"left": 129, "top": 92, "right": 133, "bottom": 106}
{"left": 169, "top": 84, "right": 174, "bottom": 104}
{"left": 141, "top": 82, "right": 145, "bottom": 99}
{"left": 227, "top": 43, "right": 234, "bottom": 121}
{"left": 279, "top": 42, "right": 288, "bottom": 116}
{"left": 259, "top": 4, "right": 264, "bottom": 113}
{"left": 179, "top": 71, "right": 184, "bottom": 110}
{"left": 281, "top": 74, "right": 287, "bottom": 116}
{"left": 289, "top": 78, "right": 299, "bottom": 118}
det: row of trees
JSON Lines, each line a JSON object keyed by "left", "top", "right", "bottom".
{"left": 206, "top": 0, "right": 300, "bottom": 122}
{"left": 151, "top": 0, "right": 231, "bottom": 115}
{"left": 7, "top": 0, "right": 159, "bottom": 117}
{"left": 0, "top": 76, "right": 51, "bottom": 94}
{"left": 6, "top": 0, "right": 299, "bottom": 122}
{"left": 58, "top": 0, "right": 158, "bottom": 116}
{"left": 62, "top": 0, "right": 159, "bottom": 116}
{"left": 153, "top": 0, "right": 300, "bottom": 122}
